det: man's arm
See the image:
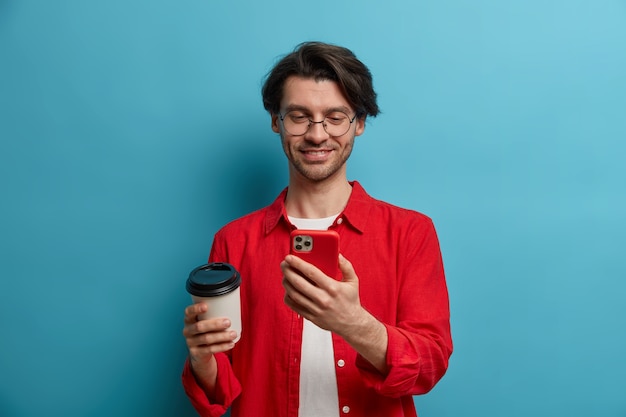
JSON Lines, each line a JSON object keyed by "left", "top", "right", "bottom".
{"left": 182, "top": 302, "right": 241, "bottom": 416}
{"left": 183, "top": 302, "right": 237, "bottom": 395}
{"left": 281, "top": 254, "right": 389, "bottom": 374}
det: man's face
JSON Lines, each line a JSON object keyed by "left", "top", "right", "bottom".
{"left": 271, "top": 76, "right": 365, "bottom": 184}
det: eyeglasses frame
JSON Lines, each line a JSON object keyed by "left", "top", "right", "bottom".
{"left": 278, "top": 110, "right": 358, "bottom": 137}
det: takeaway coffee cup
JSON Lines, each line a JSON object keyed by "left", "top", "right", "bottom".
{"left": 186, "top": 262, "right": 242, "bottom": 343}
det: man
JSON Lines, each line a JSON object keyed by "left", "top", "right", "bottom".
{"left": 182, "top": 41, "right": 452, "bottom": 417}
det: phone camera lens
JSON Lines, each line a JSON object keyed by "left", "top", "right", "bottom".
{"left": 295, "top": 244, "right": 303, "bottom": 250}
{"left": 295, "top": 236, "right": 303, "bottom": 242}
{"left": 304, "top": 241, "right": 311, "bottom": 247}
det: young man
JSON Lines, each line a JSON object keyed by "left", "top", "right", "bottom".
{"left": 182, "top": 42, "right": 452, "bottom": 417}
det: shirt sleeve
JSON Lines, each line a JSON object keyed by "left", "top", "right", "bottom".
{"left": 355, "top": 217, "right": 453, "bottom": 397}
{"left": 181, "top": 231, "right": 243, "bottom": 416}
{"left": 181, "top": 354, "right": 242, "bottom": 417}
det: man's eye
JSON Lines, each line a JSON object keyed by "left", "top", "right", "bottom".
{"left": 326, "top": 113, "right": 347, "bottom": 124}
{"left": 289, "top": 115, "right": 309, "bottom": 123}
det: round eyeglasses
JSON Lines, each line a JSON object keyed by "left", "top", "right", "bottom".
{"left": 278, "top": 111, "right": 358, "bottom": 137}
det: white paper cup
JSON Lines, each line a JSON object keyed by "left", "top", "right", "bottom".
{"left": 186, "top": 262, "right": 242, "bottom": 343}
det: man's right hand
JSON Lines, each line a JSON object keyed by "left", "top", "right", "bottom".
{"left": 182, "top": 302, "right": 238, "bottom": 394}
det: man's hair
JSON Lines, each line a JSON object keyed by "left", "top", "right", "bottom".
{"left": 262, "top": 42, "right": 380, "bottom": 119}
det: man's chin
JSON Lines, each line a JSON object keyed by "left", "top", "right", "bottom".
{"left": 293, "top": 165, "right": 338, "bottom": 183}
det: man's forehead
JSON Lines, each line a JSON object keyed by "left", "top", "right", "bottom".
{"left": 281, "top": 76, "right": 352, "bottom": 112}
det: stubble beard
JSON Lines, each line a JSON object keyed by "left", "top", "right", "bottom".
{"left": 283, "top": 137, "right": 355, "bottom": 183}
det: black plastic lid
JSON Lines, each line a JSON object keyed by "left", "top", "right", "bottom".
{"left": 186, "top": 262, "right": 241, "bottom": 297}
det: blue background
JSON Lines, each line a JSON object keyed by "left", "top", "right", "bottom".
{"left": 1, "top": 1, "right": 625, "bottom": 416}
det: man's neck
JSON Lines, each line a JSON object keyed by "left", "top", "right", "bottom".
{"left": 285, "top": 175, "right": 353, "bottom": 219}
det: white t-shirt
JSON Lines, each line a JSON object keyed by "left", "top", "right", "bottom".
{"left": 288, "top": 215, "right": 340, "bottom": 417}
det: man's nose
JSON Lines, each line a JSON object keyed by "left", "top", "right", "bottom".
{"left": 304, "top": 120, "right": 329, "bottom": 143}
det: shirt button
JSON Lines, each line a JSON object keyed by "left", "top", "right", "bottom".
{"left": 342, "top": 405, "right": 350, "bottom": 414}
{"left": 336, "top": 217, "right": 343, "bottom": 225}
{"left": 337, "top": 359, "right": 345, "bottom": 367}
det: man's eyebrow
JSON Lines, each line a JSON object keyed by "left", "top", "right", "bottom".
{"left": 283, "top": 105, "right": 352, "bottom": 114}
{"left": 283, "top": 105, "right": 309, "bottom": 113}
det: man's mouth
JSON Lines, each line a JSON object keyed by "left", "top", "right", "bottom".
{"left": 299, "top": 148, "right": 333, "bottom": 162}
{"left": 303, "top": 150, "right": 331, "bottom": 156}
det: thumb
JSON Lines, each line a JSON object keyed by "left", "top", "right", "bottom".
{"left": 338, "top": 254, "right": 358, "bottom": 283}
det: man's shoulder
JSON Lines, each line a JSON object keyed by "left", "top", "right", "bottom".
{"left": 216, "top": 205, "right": 271, "bottom": 236}
{"left": 346, "top": 181, "right": 436, "bottom": 233}
{"left": 365, "top": 193, "right": 434, "bottom": 226}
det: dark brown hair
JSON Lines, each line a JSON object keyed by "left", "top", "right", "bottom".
{"left": 262, "top": 42, "right": 379, "bottom": 118}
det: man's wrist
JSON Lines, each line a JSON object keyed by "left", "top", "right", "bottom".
{"left": 340, "top": 309, "right": 389, "bottom": 373}
{"left": 189, "top": 354, "right": 219, "bottom": 397}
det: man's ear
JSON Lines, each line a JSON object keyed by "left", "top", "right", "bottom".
{"left": 271, "top": 114, "right": 280, "bottom": 133}
{"left": 354, "top": 117, "right": 366, "bottom": 137}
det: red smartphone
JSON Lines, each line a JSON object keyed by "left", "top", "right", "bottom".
{"left": 290, "top": 229, "right": 340, "bottom": 280}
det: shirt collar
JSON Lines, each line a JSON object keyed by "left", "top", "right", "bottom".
{"left": 264, "top": 181, "right": 372, "bottom": 235}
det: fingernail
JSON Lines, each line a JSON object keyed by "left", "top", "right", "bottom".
{"left": 223, "top": 319, "right": 231, "bottom": 327}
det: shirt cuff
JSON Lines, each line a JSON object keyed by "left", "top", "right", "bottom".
{"left": 182, "top": 354, "right": 242, "bottom": 417}
{"left": 355, "top": 324, "right": 423, "bottom": 398}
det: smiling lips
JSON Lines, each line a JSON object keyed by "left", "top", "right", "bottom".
{"left": 301, "top": 149, "right": 333, "bottom": 161}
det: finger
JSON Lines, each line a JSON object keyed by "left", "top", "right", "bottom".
{"left": 283, "top": 255, "right": 327, "bottom": 286}
{"left": 186, "top": 327, "right": 237, "bottom": 354}
{"left": 283, "top": 275, "right": 320, "bottom": 316}
{"left": 184, "top": 317, "right": 231, "bottom": 338}
{"left": 195, "top": 317, "right": 232, "bottom": 333}
{"left": 283, "top": 291, "right": 315, "bottom": 319}
{"left": 189, "top": 337, "right": 236, "bottom": 356}
{"left": 282, "top": 266, "right": 322, "bottom": 302}
{"left": 338, "top": 254, "right": 358, "bottom": 283}
{"left": 189, "top": 340, "right": 235, "bottom": 357}
{"left": 183, "top": 302, "right": 208, "bottom": 324}
{"left": 191, "top": 329, "right": 238, "bottom": 348}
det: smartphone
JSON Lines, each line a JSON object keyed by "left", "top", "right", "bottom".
{"left": 290, "top": 229, "right": 340, "bottom": 280}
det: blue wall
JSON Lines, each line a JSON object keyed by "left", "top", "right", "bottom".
{"left": 1, "top": 1, "right": 625, "bottom": 416}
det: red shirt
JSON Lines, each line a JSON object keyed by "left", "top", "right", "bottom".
{"left": 182, "top": 181, "right": 452, "bottom": 417}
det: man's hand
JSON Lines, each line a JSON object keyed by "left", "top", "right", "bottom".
{"left": 281, "top": 253, "right": 389, "bottom": 374}
{"left": 281, "top": 253, "right": 362, "bottom": 334}
{"left": 182, "top": 302, "right": 238, "bottom": 395}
